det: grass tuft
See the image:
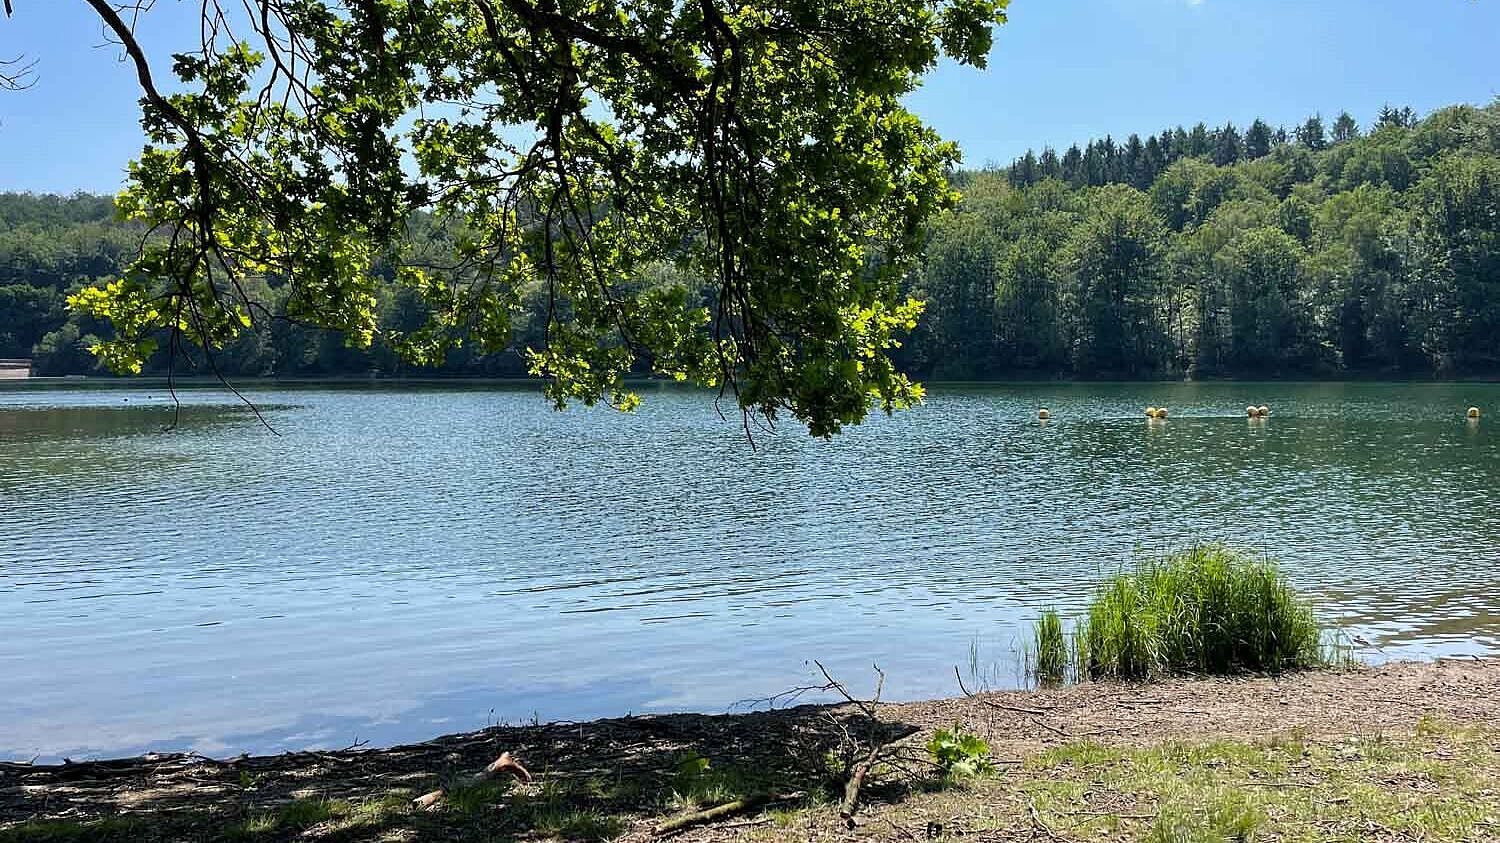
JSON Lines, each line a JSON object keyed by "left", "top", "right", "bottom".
{"left": 1032, "top": 609, "right": 1068, "bottom": 684}
{"left": 1034, "top": 544, "right": 1331, "bottom": 682}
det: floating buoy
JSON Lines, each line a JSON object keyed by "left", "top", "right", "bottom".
{"left": 1257, "top": 405, "right": 1270, "bottom": 417}
{"left": 1155, "top": 407, "right": 1169, "bottom": 419}
{"left": 1146, "top": 406, "right": 1159, "bottom": 418}
{"left": 1468, "top": 407, "right": 1481, "bottom": 419}
{"left": 1246, "top": 405, "right": 1258, "bottom": 417}
{"left": 1038, "top": 408, "right": 1050, "bottom": 420}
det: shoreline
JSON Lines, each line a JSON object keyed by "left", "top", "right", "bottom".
{"left": 5, "top": 658, "right": 1499, "bottom": 840}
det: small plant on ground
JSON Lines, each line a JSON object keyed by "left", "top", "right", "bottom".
{"left": 664, "top": 751, "right": 760, "bottom": 809}
{"left": 927, "top": 726, "right": 995, "bottom": 779}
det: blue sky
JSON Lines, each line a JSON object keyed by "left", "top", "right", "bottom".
{"left": 0, "top": 0, "right": 1496, "bottom": 193}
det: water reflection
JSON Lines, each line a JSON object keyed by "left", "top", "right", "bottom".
{"left": 0, "top": 381, "right": 1497, "bottom": 761}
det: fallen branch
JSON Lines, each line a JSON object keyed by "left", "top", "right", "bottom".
{"left": 810, "top": 661, "right": 896, "bottom": 829}
{"left": 653, "top": 791, "right": 778, "bottom": 836}
{"left": 840, "top": 740, "right": 881, "bottom": 828}
{"left": 412, "top": 751, "right": 531, "bottom": 809}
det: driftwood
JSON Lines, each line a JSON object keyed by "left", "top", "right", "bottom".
{"left": 412, "top": 751, "right": 531, "bottom": 809}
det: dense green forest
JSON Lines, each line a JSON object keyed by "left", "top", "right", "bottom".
{"left": 903, "top": 100, "right": 1500, "bottom": 379}
{"left": 3, "top": 99, "right": 1498, "bottom": 380}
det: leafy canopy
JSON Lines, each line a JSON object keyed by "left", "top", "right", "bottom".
{"left": 32, "top": 0, "right": 1007, "bottom": 436}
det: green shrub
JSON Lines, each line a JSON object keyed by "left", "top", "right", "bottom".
{"left": 1072, "top": 545, "right": 1327, "bottom": 681}
{"left": 926, "top": 726, "right": 994, "bottom": 779}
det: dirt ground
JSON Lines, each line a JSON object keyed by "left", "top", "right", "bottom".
{"left": 3, "top": 658, "right": 1498, "bottom": 842}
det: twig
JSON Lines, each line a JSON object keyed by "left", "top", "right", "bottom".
{"left": 876, "top": 814, "right": 922, "bottom": 842}
{"left": 1028, "top": 800, "right": 1065, "bottom": 842}
{"left": 954, "top": 667, "right": 1070, "bottom": 736}
{"left": 952, "top": 668, "right": 1053, "bottom": 716}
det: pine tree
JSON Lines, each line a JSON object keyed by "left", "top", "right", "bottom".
{"left": 1038, "top": 147, "right": 1061, "bottom": 180}
{"left": 1011, "top": 150, "right": 1039, "bottom": 187}
{"left": 1187, "top": 123, "right": 1211, "bottom": 158}
{"left": 1213, "top": 122, "right": 1243, "bottom": 166}
{"left": 1082, "top": 141, "right": 1107, "bottom": 186}
{"left": 1332, "top": 111, "right": 1360, "bottom": 143}
{"left": 1244, "top": 119, "right": 1273, "bottom": 159}
{"left": 1296, "top": 114, "right": 1328, "bottom": 150}
{"left": 1157, "top": 130, "right": 1178, "bottom": 165}
{"left": 1376, "top": 104, "right": 1417, "bottom": 130}
{"left": 1141, "top": 135, "right": 1165, "bottom": 189}
{"left": 1061, "top": 144, "right": 1084, "bottom": 186}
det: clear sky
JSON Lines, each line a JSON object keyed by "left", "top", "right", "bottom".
{"left": 0, "top": 0, "right": 1496, "bottom": 193}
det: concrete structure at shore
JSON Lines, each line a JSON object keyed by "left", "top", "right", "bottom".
{"left": 0, "top": 359, "right": 33, "bottom": 379}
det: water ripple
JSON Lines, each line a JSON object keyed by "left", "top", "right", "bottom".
{"left": 1, "top": 381, "right": 1498, "bottom": 761}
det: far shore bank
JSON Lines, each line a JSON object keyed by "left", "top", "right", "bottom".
{"left": 4, "top": 658, "right": 1499, "bottom": 841}
{"left": 6, "top": 374, "right": 1500, "bottom": 390}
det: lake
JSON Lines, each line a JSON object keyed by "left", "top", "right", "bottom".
{"left": 2, "top": 381, "right": 1497, "bottom": 762}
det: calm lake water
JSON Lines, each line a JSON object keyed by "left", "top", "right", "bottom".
{"left": 2, "top": 381, "right": 1498, "bottom": 761}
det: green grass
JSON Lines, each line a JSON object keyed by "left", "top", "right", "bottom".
{"left": 1037, "top": 544, "right": 1332, "bottom": 682}
{"left": 0, "top": 818, "right": 154, "bottom": 843}
{"left": 1147, "top": 792, "right": 1265, "bottom": 843}
{"left": 1007, "top": 723, "right": 1500, "bottom": 843}
{"left": 726, "top": 721, "right": 1500, "bottom": 843}
{"left": 1032, "top": 608, "right": 1068, "bottom": 684}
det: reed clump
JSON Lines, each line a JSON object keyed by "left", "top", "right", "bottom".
{"left": 1032, "top": 609, "right": 1069, "bottom": 684}
{"left": 1037, "top": 545, "right": 1332, "bottom": 682}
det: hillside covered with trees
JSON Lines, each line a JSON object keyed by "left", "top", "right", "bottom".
{"left": 905, "top": 100, "right": 1500, "bottom": 379}
{"left": 3, "top": 99, "right": 1498, "bottom": 381}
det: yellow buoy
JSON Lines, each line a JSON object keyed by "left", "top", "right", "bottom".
{"left": 1146, "top": 406, "right": 1159, "bottom": 418}
{"left": 1155, "top": 407, "right": 1169, "bottom": 419}
{"left": 1038, "top": 408, "right": 1050, "bottom": 420}
{"left": 1257, "top": 405, "right": 1270, "bottom": 417}
{"left": 1468, "top": 407, "right": 1481, "bottom": 419}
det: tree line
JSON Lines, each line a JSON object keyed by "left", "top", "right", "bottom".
{"left": 899, "top": 99, "right": 1500, "bottom": 378}
{"left": 3, "top": 99, "right": 1498, "bottom": 381}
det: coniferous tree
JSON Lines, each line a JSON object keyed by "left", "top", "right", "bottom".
{"left": 1332, "top": 111, "right": 1360, "bottom": 143}
{"left": 1213, "top": 123, "right": 1243, "bottom": 166}
{"left": 1038, "top": 147, "right": 1062, "bottom": 180}
{"left": 1376, "top": 104, "right": 1418, "bottom": 130}
{"left": 1141, "top": 135, "right": 1166, "bottom": 189}
{"left": 1187, "top": 123, "right": 1211, "bottom": 157}
{"left": 1011, "top": 150, "right": 1039, "bottom": 187}
{"left": 1296, "top": 115, "right": 1328, "bottom": 150}
{"left": 1244, "top": 119, "right": 1274, "bottom": 159}
{"left": 1123, "top": 134, "right": 1146, "bottom": 187}
{"left": 1061, "top": 144, "right": 1085, "bottom": 187}
{"left": 1153, "top": 130, "right": 1171, "bottom": 164}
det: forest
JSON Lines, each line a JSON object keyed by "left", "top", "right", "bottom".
{"left": 3, "top": 98, "right": 1498, "bottom": 380}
